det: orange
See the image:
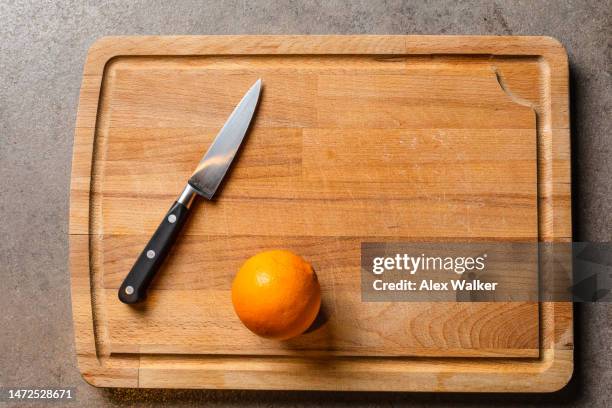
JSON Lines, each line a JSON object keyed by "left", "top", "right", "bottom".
{"left": 231, "top": 250, "right": 321, "bottom": 340}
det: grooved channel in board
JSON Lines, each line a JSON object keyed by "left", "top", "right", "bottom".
{"left": 91, "top": 54, "right": 540, "bottom": 359}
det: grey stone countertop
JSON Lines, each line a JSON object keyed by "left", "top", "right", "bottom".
{"left": 1, "top": 1, "right": 610, "bottom": 406}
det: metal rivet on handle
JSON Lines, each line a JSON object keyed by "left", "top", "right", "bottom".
{"left": 125, "top": 285, "right": 134, "bottom": 295}
{"left": 168, "top": 214, "right": 177, "bottom": 223}
{"left": 147, "top": 250, "right": 156, "bottom": 259}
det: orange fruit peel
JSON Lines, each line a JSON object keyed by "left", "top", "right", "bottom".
{"left": 231, "top": 250, "right": 321, "bottom": 340}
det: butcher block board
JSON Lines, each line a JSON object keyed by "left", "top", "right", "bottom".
{"left": 70, "top": 36, "right": 572, "bottom": 392}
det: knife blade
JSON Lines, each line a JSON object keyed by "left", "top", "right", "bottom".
{"left": 118, "top": 79, "right": 262, "bottom": 304}
{"left": 189, "top": 79, "right": 262, "bottom": 199}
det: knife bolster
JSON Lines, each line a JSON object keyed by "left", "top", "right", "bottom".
{"left": 177, "top": 184, "right": 197, "bottom": 208}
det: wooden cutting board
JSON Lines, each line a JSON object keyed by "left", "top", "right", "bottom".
{"left": 70, "top": 36, "right": 572, "bottom": 392}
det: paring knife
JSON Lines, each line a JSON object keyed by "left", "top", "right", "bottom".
{"left": 118, "top": 79, "right": 262, "bottom": 304}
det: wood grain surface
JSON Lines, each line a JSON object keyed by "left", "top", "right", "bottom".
{"left": 69, "top": 36, "right": 572, "bottom": 391}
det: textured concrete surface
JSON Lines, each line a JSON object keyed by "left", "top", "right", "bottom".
{"left": 0, "top": 0, "right": 610, "bottom": 406}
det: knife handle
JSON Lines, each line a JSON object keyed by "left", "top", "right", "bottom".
{"left": 118, "top": 200, "right": 191, "bottom": 304}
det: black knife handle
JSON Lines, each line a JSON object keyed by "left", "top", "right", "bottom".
{"left": 118, "top": 201, "right": 190, "bottom": 304}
